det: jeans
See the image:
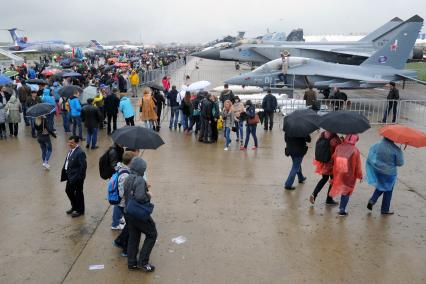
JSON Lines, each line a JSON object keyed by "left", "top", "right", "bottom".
{"left": 284, "top": 156, "right": 305, "bottom": 188}
{"left": 382, "top": 101, "right": 398, "bottom": 123}
{"left": 127, "top": 215, "right": 157, "bottom": 266}
{"left": 224, "top": 127, "right": 231, "bottom": 147}
{"left": 61, "top": 111, "right": 71, "bottom": 132}
{"left": 235, "top": 120, "right": 244, "bottom": 143}
{"left": 112, "top": 205, "right": 123, "bottom": 227}
{"left": 190, "top": 115, "right": 200, "bottom": 133}
{"left": 182, "top": 113, "right": 191, "bottom": 130}
{"left": 263, "top": 111, "right": 274, "bottom": 130}
{"left": 125, "top": 116, "right": 135, "bottom": 126}
{"left": 46, "top": 112, "right": 55, "bottom": 131}
{"left": 312, "top": 175, "right": 333, "bottom": 201}
{"left": 22, "top": 104, "right": 29, "bottom": 125}
{"left": 86, "top": 127, "right": 98, "bottom": 148}
{"left": 65, "top": 180, "right": 85, "bottom": 214}
{"left": 169, "top": 106, "right": 180, "bottom": 128}
{"left": 143, "top": 120, "right": 153, "bottom": 129}
{"left": 369, "top": 189, "right": 393, "bottom": 213}
{"left": 72, "top": 116, "right": 83, "bottom": 138}
{"left": 115, "top": 208, "right": 129, "bottom": 253}
{"left": 30, "top": 117, "right": 36, "bottom": 136}
{"left": 339, "top": 195, "right": 350, "bottom": 213}
{"left": 244, "top": 124, "right": 258, "bottom": 147}
{"left": 38, "top": 136, "right": 52, "bottom": 163}
{"left": 131, "top": 85, "right": 138, "bottom": 97}
{"left": 107, "top": 113, "right": 117, "bottom": 134}
{"left": 199, "top": 118, "right": 211, "bottom": 142}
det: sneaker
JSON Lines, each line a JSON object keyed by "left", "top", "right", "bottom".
{"left": 325, "top": 199, "right": 338, "bottom": 206}
{"left": 140, "top": 263, "right": 156, "bottom": 273}
{"left": 284, "top": 186, "right": 296, "bottom": 190}
{"left": 299, "top": 177, "right": 307, "bottom": 184}
{"left": 367, "top": 202, "right": 373, "bottom": 211}
{"left": 251, "top": 146, "right": 257, "bottom": 150}
{"left": 112, "top": 240, "right": 124, "bottom": 249}
{"left": 111, "top": 224, "right": 125, "bottom": 230}
{"left": 381, "top": 211, "right": 394, "bottom": 215}
{"left": 309, "top": 195, "right": 316, "bottom": 205}
{"left": 44, "top": 163, "right": 50, "bottom": 170}
{"left": 224, "top": 147, "right": 228, "bottom": 151}
{"left": 121, "top": 251, "right": 128, "bottom": 257}
{"left": 86, "top": 144, "right": 90, "bottom": 149}
{"left": 42, "top": 162, "right": 46, "bottom": 168}
{"left": 240, "top": 146, "right": 246, "bottom": 150}
{"left": 120, "top": 217, "right": 126, "bottom": 225}
{"left": 128, "top": 264, "right": 140, "bottom": 270}
{"left": 338, "top": 211, "right": 348, "bottom": 216}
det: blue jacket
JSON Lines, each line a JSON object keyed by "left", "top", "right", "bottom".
{"left": 41, "top": 89, "right": 56, "bottom": 106}
{"left": 366, "top": 138, "right": 404, "bottom": 191}
{"left": 69, "top": 96, "right": 82, "bottom": 117}
{"left": 119, "top": 96, "right": 135, "bottom": 119}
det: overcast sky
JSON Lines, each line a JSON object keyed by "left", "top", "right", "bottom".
{"left": 1, "top": 0, "right": 425, "bottom": 44}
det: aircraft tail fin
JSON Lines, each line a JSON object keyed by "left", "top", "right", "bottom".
{"left": 272, "top": 32, "right": 286, "bottom": 41}
{"left": 359, "top": 17, "right": 403, "bottom": 42}
{"left": 7, "top": 28, "right": 20, "bottom": 44}
{"left": 360, "top": 15, "right": 423, "bottom": 70}
{"left": 89, "top": 40, "right": 103, "bottom": 49}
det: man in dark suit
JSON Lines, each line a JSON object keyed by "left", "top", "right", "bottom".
{"left": 61, "top": 136, "right": 87, "bottom": 218}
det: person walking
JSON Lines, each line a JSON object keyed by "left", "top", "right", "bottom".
{"left": 241, "top": 100, "right": 258, "bottom": 150}
{"left": 61, "top": 136, "right": 87, "bottom": 218}
{"left": 232, "top": 96, "right": 245, "bottom": 147}
{"left": 167, "top": 86, "right": 180, "bottom": 129}
{"left": 41, "top": 88, "right": 56, "bottom": 131}
{"left": 123, "top": 157, "right": 157, "bottom": 272}
{"left": 261, "top": 90, "right": 277, "bottom": 130}
{"left": 198, "top": 93, "right": 213, "bottom": 143}
{"left": 17, "top": 82, "right": 31, "bottom": 126}
{"left": 329, "top": 134, "right": 363, "bottom": 216}
{"left": 26, "top": 89, "right": 41, "bottom": 138}
{"left": 152, "top": 88, "right": 165, "bottom": 131}
{"left": 119, "top": 93, "right": 135, "bottom": 126}
{"left": 58, "top": 94, "right": 71, "bottom": 133}
{"left": 0, "top": 101, "right": 6, "bottom": 139}
{"left": 366, "top": 137, "right": 404, "bottom": 215}
{"left": 104, "top": 87, "right": 120, "bottom": 134}
{"left": 69, "top": 91, "right": 83, "bottom": 139}
{"left": 34, "top": 116, "right": 57, "bottom": 170}
{"left": 4, "top": 94, "right": 22, "bottom": 137}
{"left": 222, "top": 100, "right": 235, "bottom": 151}
{"left": 81, "top": 98, "right": 103, "bottom": 149}
{"left": 382, "top": 82, "right": 399, "bottom": 123}
{"left": 310, "top": 131, "right": 342, "bottom": 205}
{"left": 129, "top": 70, "right": 140, "bottom": 98}
{"left": 118, "top": 71, "right": 128, "bottom": 94}
{"left": 139, "top": 89, "right": 157, "bottom": 129}
{"left": 181, "top": 91, "right": 193, "bottom": 134}
{"left": 189, "top": 92, "right": 203, "bottom": 135}
{"left": 219, "top": 84, "right": 235, "bottom": 109}
{"left": 283, "top": 134, "right": 310, "bottom": 190}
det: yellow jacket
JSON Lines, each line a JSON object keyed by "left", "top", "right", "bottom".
{"left": 129, "top": 71, "right": 139, "bottom": 86}
{"left": 93, "top": 93, "right": 104, "bottom": 108}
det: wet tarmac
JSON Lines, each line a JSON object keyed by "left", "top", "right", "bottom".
{"left": 1, "top": 60, "right": 426, "bottom": 284}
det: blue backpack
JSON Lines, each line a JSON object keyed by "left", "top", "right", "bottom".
{"left": 107, "top": 169, "right": 129, "bottom": 205}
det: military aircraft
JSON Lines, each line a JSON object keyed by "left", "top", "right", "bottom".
{"left": 194, "top": 16, "right": 424, "bottom": 64}
{"left": 88, "top": 40, "right": 114, "bottom": 51}
{"left": 1, "top": 28, "right": 71, "bottom": 53}
{"left": 224, "top": 15, "right": 425, "bottom": 90}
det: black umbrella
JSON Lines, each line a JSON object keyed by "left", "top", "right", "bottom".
{"left": 59, "top": 85, "right": 84, "bottom": 98}
{"left": 318, "top": 110, "right": 370, "bottom": 134}
{"left": 26, "top": 103, "right": 56, "bottom": 118}
{"left": 111, "top": 126, "right": 165, "bottom": 150}
{"left": 142, "top": 82, "right": 164, "bottom": 91}
{"left": 26, "top": 78, "right": 48, "bottom": 85}
{"left": 283, "top": 109, "right": 320, "bottom": 137}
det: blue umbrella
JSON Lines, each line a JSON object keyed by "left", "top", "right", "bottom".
{"left": 0, "top": 75, "right": 12, "bottom": 85}
{"left": 62, "top": 72, "right": 82, "bottom": 78}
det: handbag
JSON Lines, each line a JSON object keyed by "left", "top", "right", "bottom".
{"left": 247, "top": 114, "right": 260, "bottom": 125}
{"left": 126, "top": 198, "right": 154, "bottom": 220}
{"left": 231, "top": 126, "right": 237, "bottom": 132}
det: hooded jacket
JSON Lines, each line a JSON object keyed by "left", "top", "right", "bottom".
{"left": 129, "top": 71, "right": 139, "bottom": 86}
{"left": 41, "top": 89, "right": 56, "bottom": 106}
{"left": 119, "top": 96, "right": 135, "bottom": 119}
{"left": 5, "top": 95, "right": 22, "bottom": 123}
{"left": 123, "top": 157, "right": 150, "bottom": 205}
{"left": 69, "top": 95, "right": 82, "bottom": 117}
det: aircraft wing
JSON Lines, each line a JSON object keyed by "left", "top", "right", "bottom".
{"left": 294, "top": 46, "right": 373, "bottom": 58}
{"left": 11, "top": 49, "right": 39, "bottom": 54}
{"left": 396, "top": 74, "right": 426, "bottom": 85}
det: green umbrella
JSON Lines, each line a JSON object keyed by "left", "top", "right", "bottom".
{"left": 4, "top": 70, "right": 19, "bottom": 77}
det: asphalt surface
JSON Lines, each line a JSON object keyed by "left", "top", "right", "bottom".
{"left": 0, "top": 59, "right": 425, "bottom": 284}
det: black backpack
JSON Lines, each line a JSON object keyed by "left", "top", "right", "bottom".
{"left": 315, "top": 137, "right": 332, "bottom": 163}
{"left": 99, "top": 148, "right": 115, "bottom": 180}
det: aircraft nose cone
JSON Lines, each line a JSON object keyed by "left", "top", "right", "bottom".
{"left": 192, "top": 48, "right": 221, "bottom": 60}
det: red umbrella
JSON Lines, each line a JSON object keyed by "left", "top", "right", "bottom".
{"left": 379, "top": 125, "right": 426, "bottom": 148}
{"left": 41, "top": 68, "right": 62, "bottom": 77}
{"left": 114, "top": 62, "right": 129, "bottom": 68}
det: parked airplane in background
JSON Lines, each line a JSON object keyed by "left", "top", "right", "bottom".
{"left": 194, "top": 16, "right": 424, "bottom": 64}
{"left": 0, "top": 28, "right": 71, "bottom": 53}
{"left": 89, "top": 40, "right": 142, "bottom": 52}
{"left": 225, "top": 15, "right": 425, "bottom": 90}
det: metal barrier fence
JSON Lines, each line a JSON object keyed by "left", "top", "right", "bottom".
{"left": 245, "top": 98, "right": 426, "bottom": 128}
{"left": 139, "top": 58, "right": 186, "bottom": 84}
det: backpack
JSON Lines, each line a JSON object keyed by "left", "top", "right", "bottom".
{"left": 99, "top": 148, "right": 115, "bottom": 180}
{"left": 107, "top": 169, "right": 129, "bottom": 205}
{"left": 315, "top": 137, "right": 332, "bottom": 163}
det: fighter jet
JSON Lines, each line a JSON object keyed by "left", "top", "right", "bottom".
{"left": 194, "top": 16, "right": 424, "bottom": 64}
{"left": 1, "top": 28, "right": 71, "bottom": 53}
{"left": 225, "top": 15, "right": 425, "bottom": 90}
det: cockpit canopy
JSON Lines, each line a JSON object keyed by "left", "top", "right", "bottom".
{"left": 254, "top": 57, "right": 309, "bottom": 73}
